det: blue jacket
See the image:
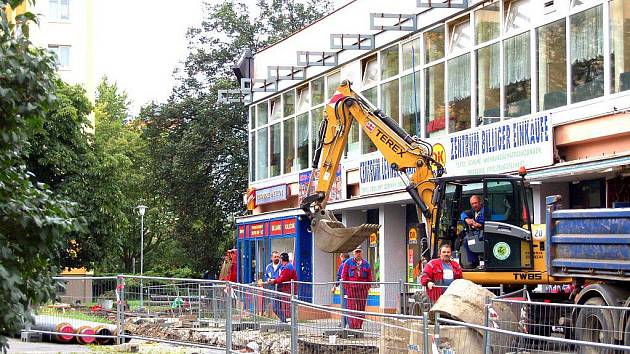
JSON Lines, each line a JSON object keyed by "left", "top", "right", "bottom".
{"left": 336, "top": 258, "right": 349, "bottom": 283}
{"left": 264, "top": 262, "right": 281, "bottom": 281}
{"left": 460, "top": 207, "right": 485, "bottom": 225}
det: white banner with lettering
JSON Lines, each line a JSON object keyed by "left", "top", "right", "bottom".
{"left": 431, "top": 115, "right": 553, "bottom": 176}
{"left": 359, "top": 153, "right": 414, "bottom": 196}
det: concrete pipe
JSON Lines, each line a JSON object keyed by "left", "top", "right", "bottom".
{"left": 74, "top": 326, "right": 96, "bottom": 345}
{"left": 93, "top": 325, "right": 114, "bottom": 345}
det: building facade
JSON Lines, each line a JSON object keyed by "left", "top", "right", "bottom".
{"left": 233, "top": 0, "right": 630, "bottom": 309}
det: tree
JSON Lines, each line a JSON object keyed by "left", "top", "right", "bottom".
{"left": 143, "top": 0, "right": 332, "bottom": 275}
{"left": 0, "top": 0, "right": 83, "bottom": 348}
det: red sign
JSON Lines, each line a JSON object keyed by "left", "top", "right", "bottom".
{"left": 270, "top": 221, "right": 283, "bottom": 236}
{"left": 250, "top": 223, "right": 265, "bottom": 237}
{"left": 283, "top": 219, "right": 296, "bottom": 234}
{"left": 238, "top": 226, "right": 245, "bottom": 239}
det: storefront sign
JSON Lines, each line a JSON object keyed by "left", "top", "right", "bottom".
{"left": 238, "top": 225, "right": 246, "bottom": 239}
{"left": 298, "top": 168, "right": 343, "bottom": 204}
{"left": 359, "top": 154, "right": 415, "bottom": 196}
{"left": 250, "top": 223, "right": 266, "bottom": 237}
{"left": 255, "top": 184, "right": 287, "bottom": 205}
{"left": 433, "top": 115, "right": 553, "bottom": 176}
{"left": 270, "top": 220, "right": 283, "bottom": 236}
{"left": 369, "top": 232, "right": 378, "bottom": 246}
{"left": 283, "top": 219, "right": 296, "bottom": 234}
{"left": 408, "top": 227, "right": 418, "bottom": 244}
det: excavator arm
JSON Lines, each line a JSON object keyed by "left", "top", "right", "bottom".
{"left": 300, "top": 80, "right": 444, "bottom": 253}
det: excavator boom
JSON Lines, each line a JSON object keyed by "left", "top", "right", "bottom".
{"left": 301, "top": 81, "right": 443, "bottom": 253}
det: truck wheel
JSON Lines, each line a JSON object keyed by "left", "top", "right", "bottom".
{"left": 575, "top": 297, "right": 614, "bottom": 354}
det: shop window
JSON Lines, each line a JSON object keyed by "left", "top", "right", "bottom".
{"left": 283, "top": 91, "right": 295, "bottom": 117}
{"left": 270, "top": 123, "right": 281, "bottom": 177}
{"left": 424, "top": 26, "right": 445, "bottom": 64}
{"left": 477, "top": 43, "right": 501, "bottom": 124}
{"left": 311, "top": 77, "right": 325, "bottom": 105}
{"left": 270, "top": 97, "right": 282, "bottom": 121}
{"left": 449, "top": 17, "right": 472, "bottom": 55}
{"left": 402, "top": 38, "right": 421, "bottom": 71}
{"left": 503, "top": 32, "right": 531, "bottom": 118}
{"left": 570, "top": 5, "right": 603, "bottom": 104}
{"left": 425, "top": 63, "right": 446, "bottom": 137}
{"left": 361, "top": 87, "right": 378, "bottom": 154}
{"left": 610, "top": 0, "right": 630, "bottom": 93}
{"left": 249, "top": 132, "right": 255, "bottom": 181}
{"left": 311, "top": 106, "right": 325, "bottom": 160}
{"left": 381, "top": 79, "right": 399, "bottom": 121}
{"left": 475, "top": 2, "right": 500, "bottom": 45}
{"left": 256, "top": 102, "right": 268, "bottom": 127}
{"left": 256, "top": 128, "right": 268, "bottom": 180}
{"left": 569, "top": 179, "right": 605, "bottom": 209}
{"left": 381, "top": 44, "right": 399, "bottom": 80}
{"left": 296, "top": 113, "right": 309, "bottom": 170}
{"left": 537, "top": 19, "right": 567, "bottom": 111}
{"left": 327, "top": 71, "right": 341, "bottom": 98}
{"left": 447, "top": 53, "right": 471, "bottom": 132}
{"left": 296, "top": 84, "right": 310, "bottom": 113}
{"left": 362, "top": 56, "right": 378, "bottom": 87}
{"left": 504, "top": 0, "right": 532, "bottom": 34}
{"left": 401, "top": 71, "right": 421, "bottom": 136}
{"left": 346, "top": 120, "right": 360, "bottom": 159}
{"left": 283, "top": 118, "right": 295, "bottom": 174}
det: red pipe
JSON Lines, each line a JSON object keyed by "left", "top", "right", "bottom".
{"left": 53, "top": 323, "right": 75, "bottom": 343}
{"left": 75, "top": 326, "right": 96, "bottom": 345}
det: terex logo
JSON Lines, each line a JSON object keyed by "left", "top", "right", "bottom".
{"left": 432, "top": 143, "right": 446, "bottom": 168}
{"left": 375, "top": 129, "right": 405, "bottom": 157}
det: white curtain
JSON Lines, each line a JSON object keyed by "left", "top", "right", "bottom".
{"left": 504, "top": 32, "right": 531, "bottom": 85}
{"left": 570, "top": 5, "right": 603, "bottom": 63}
{"left": 448, "top": 54, "right": 471, "bottom": 101}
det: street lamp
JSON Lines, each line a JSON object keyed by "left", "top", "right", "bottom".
{"left": 136, "top": 205, "right": 147, "bottom": 308}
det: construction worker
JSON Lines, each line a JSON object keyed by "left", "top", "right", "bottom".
{"left": 341, "top": 246, "right": 372, "bottom": 329}
{"left": 420, "top": 244, "right": 463, "bottom": 303}
{"left": 262, "top": 251, "right": 281, "bottom": 317}
{"left": 332, "top": 253, "right": 350, "bottom": 328}
{"left": 267, "top": 252, "right": 297, "bottom": 322}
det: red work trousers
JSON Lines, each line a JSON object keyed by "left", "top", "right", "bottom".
{"left": 345, "top": 283, "right": 370, "bottom": 329}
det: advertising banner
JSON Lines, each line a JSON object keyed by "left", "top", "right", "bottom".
{"left": 269, "top": 220, "right": 283, "bottom": 236}
{"left": 359, "top": 153, "right": 415, "bottom": 196}
{"left": 431, "top": 115, "right": 553, "bottom": 176}
{"left": 283, "top": 218, "right": 296, "bottom": 234}
{"left": 255, "top": 184, "right": 287, "bottom": 205}
{"left": 298, "top": 167, "right": 343, "bottom": 204}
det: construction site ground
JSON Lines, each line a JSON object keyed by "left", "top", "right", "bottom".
{"left": 6, "top": 338, "right": 224, "bottom": 354}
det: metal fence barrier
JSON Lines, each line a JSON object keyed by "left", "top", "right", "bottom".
{"left": 18, "top": 275, "right": 630, "bottom": 354}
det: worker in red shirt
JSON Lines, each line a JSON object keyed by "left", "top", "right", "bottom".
{"left": 267, "top": 252, "right": 297, "bottom": 322}
{"left": 420, "top": 244, "right": 463, "bottom": 303}
{"left": 341, "top": 246, "right": 372, "bottom": 329}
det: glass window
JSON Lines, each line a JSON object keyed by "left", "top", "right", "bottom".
{"left": 296, "top": 85, "right": 310, "bottom": 113}
{"left": 283, "top": 118, "right": 295, "bottom": 174}
{"left": 381, "top": 44, "right": 399, "bottom": 80}
{"left": 537, "top": 19, "right": 567, "bottom": 111}
{"left": 249, "top": 106, "right": 255, "bottom": 130}
{"left": 424, "top": 26, "right": 445, "bottom": 63}
{"left": 401, "top": 71, "right": 421, "bottom": 136}
{"left": 570, "top": 5, "right": 604, "bottom": 103}
{"left": 486, "top": 180, "right": 519, "bottom": 226}
{"left": 270, "top": 123, "right": 281, "bottom": 177}
{"left": 361, "top": 87, "right": 377, "bottom": 154}
{"left": 402, "top": 38, "right": 421, "bottom": 71}
{"left": 48, "top": 45, "right": 70, "bottom": 68}
{"left": 504, "top": 0, "right": 531, "bottom": 33}
{"left": 256, "top": 102, "right": 268, "bottom": 127}
{"left": 346, "top": 120, "right": 360, "bottom": 159}
{"left": 477, "top": 43, "right": 501, "bottom": 123}
{"left": 504, "top": 32, "right": 531, "bottom": 118}
{"left": 296, "top": 113, "right": 309, "bottom": 170}
{"left": 381, "top": 79, "right": 399, "bottom": 121}
{"left": 49, "top": 0, "right": 69, "bottom": 21}
{"left": 425, "top": 63, "right": 446, "bottom": 137}
{"left": 311, "top": 106, "right": 325, "bottom": 159}
{"left": 270, "top": 97, "right": 282, "bottom": 121}
{"left": 447, "top": 53, "right": 471, "bottom": 132}
{"left": 256, "top": 128, "right": 268, "bottom": 180}
{"left": 311, "top": 78, "right": 325, "bottom": 105}
{"left": 283, "top": 91, "right": 295, "bottom": 117}
{"left": 250, "top": 132, "right": 256, "bottom": 181}
{"left": 610, "top": 0, "right": 630, "bottom": 93}
{"left": 327, "top": 72, "right": 341, "bottom": 98}
{"left": 475, "top": 2, "right": 500, "bottom": 44}
{"left": 362, "top": 56, "right": 379, "bottom": 87}
{"left": 449, "top": 17, "right": 472, "bottom": 55}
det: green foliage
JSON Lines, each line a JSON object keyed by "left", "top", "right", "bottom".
{"left": 0, "top": 0, "right": 83, "bottom": 348}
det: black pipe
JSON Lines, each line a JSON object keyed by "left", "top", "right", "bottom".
{"left": 406, "top": 184, "right": 431, "bottom": 218}
{"left": 373, "top": 109, "right": 414, "bottom": 145}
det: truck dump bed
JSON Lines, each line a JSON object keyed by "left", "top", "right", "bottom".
{"left": 547, "top": 204, "right": 630, "bottom": 281}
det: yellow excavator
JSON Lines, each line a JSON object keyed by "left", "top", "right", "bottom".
{"left": 300, "top": 80, "right": 570, "bottom": 286}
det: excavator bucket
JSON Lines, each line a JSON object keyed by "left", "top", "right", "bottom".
{"left": 312, "top": 210, "right": 381, "bottom": 253}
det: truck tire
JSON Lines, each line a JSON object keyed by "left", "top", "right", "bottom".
{"left": 575, "top": 297, "right": 614, "bottom": 354}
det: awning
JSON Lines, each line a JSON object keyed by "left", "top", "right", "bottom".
{"left": 526, "top": 154, "right": 630, "bottom": 181}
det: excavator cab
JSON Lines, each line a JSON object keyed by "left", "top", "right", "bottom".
{"left": 433, "top": 175, "right": 534, "bottom": 271}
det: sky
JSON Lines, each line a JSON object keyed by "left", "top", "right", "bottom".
{"left": 92, "top": 0, "right": 351, "bottom": 115}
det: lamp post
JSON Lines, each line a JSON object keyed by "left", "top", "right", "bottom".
{"left": 136, "top": 205, "right": 147, "bottom": 308}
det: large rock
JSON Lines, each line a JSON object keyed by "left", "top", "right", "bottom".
{"left": 429, "top": 279, "right": 518, "bottom": 335}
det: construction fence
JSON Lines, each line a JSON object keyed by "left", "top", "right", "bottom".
{"left": 18, "top": 275, "right": 630, "bottom": 353}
